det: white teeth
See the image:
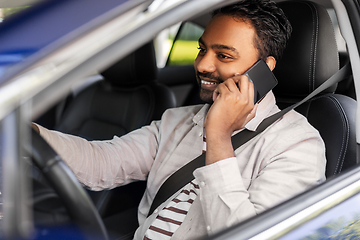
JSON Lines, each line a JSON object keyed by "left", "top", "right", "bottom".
{"left": 201, "top": 80, "right": 217, "bottom": 85}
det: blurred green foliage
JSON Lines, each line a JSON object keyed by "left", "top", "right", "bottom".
{"left": 301, "top": 217, "right": 347, "bottom": 240}
{"left": 331, "top": 219, "right": 360, "bottom": 239}
{"left": 301, "top": 215, "right": 360, "bottom": 240}
{"left": 168, "top": 40, "right": 199, "bottom": 66}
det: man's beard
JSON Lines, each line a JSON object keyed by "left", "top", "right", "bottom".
{"left": 199, "top": 88, "right": 214, "bottom": 104}
{"left": 196, "top": 71, "right": 224, "bottom": 104}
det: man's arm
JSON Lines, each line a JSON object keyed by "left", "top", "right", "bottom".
{"left": 33, "top": 122, "right": 160, "bottom": 190}
{"left": 194, "top": 123, "right": 326, "bottom": 234}
{"left": 205, "top": 75, "right": 256, "bottom": 165}
{"left": 201, "top": 75, "right": 326, "bottom": 234}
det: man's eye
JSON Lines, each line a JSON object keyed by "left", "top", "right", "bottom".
{"left": 197, "top": 46, "right": 206, "bottom": 54}
{"left": 218, "top": 54, "right": 231, "bottom": 59}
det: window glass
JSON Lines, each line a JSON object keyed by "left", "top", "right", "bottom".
{"left": 278, "top": 192, "right": 360, "bottom": 240}
{"left": 167, "top": 22, "right": 204, "bottom": 66}
{"left": 154, "top": 23, "right": 180, "bottom": 68}
{"left": 327, "top": 9, "right": 346, "bottom": 52}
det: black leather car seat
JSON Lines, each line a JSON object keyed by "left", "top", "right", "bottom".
{"left": 56, "top": 41, "right": 176, "bottom": 140}
{"left": 275, "top": 1, "right": 357, "bottom": 177}
{"left": 54, "top": 42, "right": 176, "bottom": 237}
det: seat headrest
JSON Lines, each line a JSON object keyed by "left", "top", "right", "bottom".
{"left": 273, "top": 1, "right": 339, "bottom": 100}
{"left": 101, "top": 42, "right": 158, "bottom": 87}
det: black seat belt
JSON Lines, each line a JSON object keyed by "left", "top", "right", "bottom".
{"left": 148, "top": 63, "right": 351, "bottom": 217}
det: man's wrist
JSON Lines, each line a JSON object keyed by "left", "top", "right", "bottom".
{"left": 205, "top": 133, "right": 235, "bottom": 165}
{"left": 205, "top": 126, "right": 233, "bottom": 140}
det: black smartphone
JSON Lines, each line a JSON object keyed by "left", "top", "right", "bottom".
{"left": 244, "top": 59, "right": 278, "bottom": 103}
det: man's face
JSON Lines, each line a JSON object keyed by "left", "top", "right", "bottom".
{"left": 194, "top": 14, "right": 260, "bottom": 103}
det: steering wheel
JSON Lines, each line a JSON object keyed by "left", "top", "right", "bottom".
{"left": 27, "top": 127, "right": 109, "bottom": 240}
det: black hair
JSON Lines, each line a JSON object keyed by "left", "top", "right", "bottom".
{"left": 213, "top": 0, "right": 292, "bottom": 61}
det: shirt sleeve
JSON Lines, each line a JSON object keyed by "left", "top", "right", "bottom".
{"left": 193, "top": 129, "right": 326, "bottom": 235}
{"left": 36, "top": 121, "right": 161, "bottom": 190}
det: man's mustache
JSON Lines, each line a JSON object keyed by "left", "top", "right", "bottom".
{"left": 196, "top": 71, "right": 224, "bottom": 82}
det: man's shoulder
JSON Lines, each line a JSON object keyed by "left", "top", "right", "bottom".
{"left": 272, "top": 109, "right": 322, "bottom": 139}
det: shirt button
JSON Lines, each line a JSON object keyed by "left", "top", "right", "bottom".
{"left": 199, "top": 132, "right": 203, "bottom": 137}
{"left": 200, "top": 181, "right": 206, "bottom": 187}
{"left": 153, "top": 209, "right": 158, "bottom": 214}
{"left": 207, "top": 226, "right": 211, "bottom": 231}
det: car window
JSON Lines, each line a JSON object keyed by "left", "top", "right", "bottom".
{"left": 278, "top": 191, "right": 360, "bottom": 240}
{"left": 155, "top": 22, "right": 205, "bottom": 107}
{"left": 154, "top": 23, "right": 180, "bottom": 67}
{"left": 166, "top": 22, "right": 204, "bottom": 66}
{"left": 328, "top": 9, "right": 347, "bottom": 53}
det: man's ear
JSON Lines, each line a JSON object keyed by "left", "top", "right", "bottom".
{"left": 266, "top": 56, "right": 276, "bottom": 71}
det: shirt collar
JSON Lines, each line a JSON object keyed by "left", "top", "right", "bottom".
{"left": 192, "top": 104, "right": 210, "bottom": 128}
{"left": 244, "top": 90, "right": 277, "bottom": 131}
{"left": 192, "top": 91, "right": 278, "bottom": 131}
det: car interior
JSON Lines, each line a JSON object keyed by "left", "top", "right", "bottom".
{"left": 30, "top": 0, "right": 359, "bottom": 239}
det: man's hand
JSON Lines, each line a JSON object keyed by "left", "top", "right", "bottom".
{"left": 204, "top": 75, "right": 257, "bottom": 165}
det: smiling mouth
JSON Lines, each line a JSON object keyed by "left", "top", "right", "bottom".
{"left": 201, "top": 80, "right": 218, "bottom": 85}
{"left": 201, "top": 79, "right": 219, "bottom": 86}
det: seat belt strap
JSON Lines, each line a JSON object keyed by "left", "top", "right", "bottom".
{"left": 147, "top": 63, "right": 351, "bottom": 217}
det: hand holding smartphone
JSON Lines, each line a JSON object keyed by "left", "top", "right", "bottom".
{"left": 243, "top": 59, "right": 278, "bottom": 103}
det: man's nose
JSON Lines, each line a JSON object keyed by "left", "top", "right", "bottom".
{"left": 196, "top": 53, "right": 216, "bottom": 73}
